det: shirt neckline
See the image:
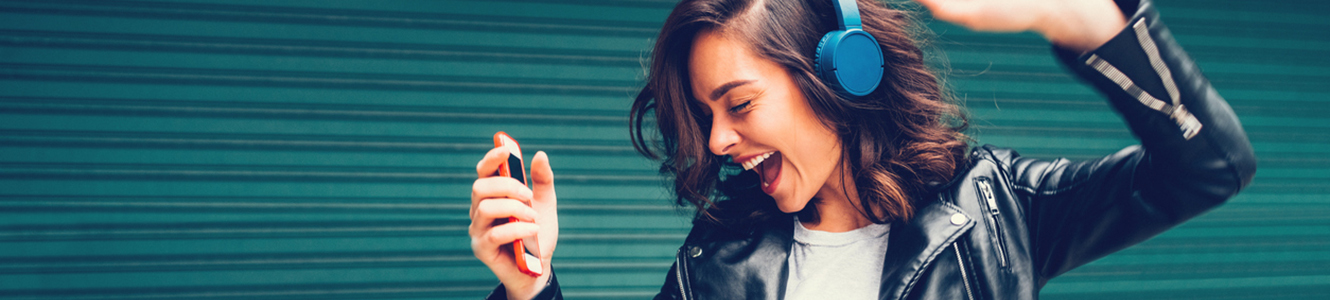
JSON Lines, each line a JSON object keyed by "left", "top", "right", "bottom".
{"left": 792, "top": 215, "right": 891, "bottom": 247}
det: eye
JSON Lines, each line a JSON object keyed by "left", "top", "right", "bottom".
{"left": 728, "top": 100, "right": 751, "bottom": 113}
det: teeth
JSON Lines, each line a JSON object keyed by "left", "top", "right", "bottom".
{"left": 741, "top": 152, "right": 774, "bottom": 171}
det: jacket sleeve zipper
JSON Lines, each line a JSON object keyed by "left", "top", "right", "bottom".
{"left": 976, "top": 177, "right": 1009, "bottom": 268}
{"left": 1082, "top": 19, "right": 1202, "bottom": 140}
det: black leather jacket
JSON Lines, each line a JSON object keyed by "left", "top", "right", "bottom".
{"left": 487, "top": 0, "right": 1256, "bottom": 299}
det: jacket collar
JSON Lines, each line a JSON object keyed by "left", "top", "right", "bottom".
{"left": 878, "top": 198, "right": 974, "bottom": 300}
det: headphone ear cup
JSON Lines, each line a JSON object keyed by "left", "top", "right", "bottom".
{"left": 815, "top": 31, "right": 835, "bottom": 83}
{"left": 815, "top": 29, "right": 883, "bottom": 99}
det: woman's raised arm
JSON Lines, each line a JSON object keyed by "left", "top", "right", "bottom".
{"left": 915, "top": 0, "right": 1126, "bottom": 52}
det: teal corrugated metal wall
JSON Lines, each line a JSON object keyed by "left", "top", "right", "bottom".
{"left": 0, "top": 0, "right": 1325, "bottom": 299}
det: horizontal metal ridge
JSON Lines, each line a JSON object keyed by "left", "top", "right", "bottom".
{"left": 559, "top": 231, "right": 687, "bottom": 242}
{"left": 0, "top": 0, "right": 663, "bottom": 37}
{"left": 1119, "top": 235, "right": 1330, "bottom": 254}
{"left": 506, "top": 0, "right": 680, "bottom": 8}
{"left": 0, "top": 221, "right": 688, "bottom": 242}
{"left": 0, "top": 250, "right": 478, "bottom": 274}
{"left": 0, "top": 195, "right": 676, "bottom": 213}
{"left": 1162, "top": 0, "right": 1330, "bottom": 14}
{"left": 1060, "top": 261, "right": 1330, "bottom": 282}
{"left": 0, "top": 252, "right": 678, "bottom": 274}
{"left": 0, "top": 220, "right": 467, "bottom": 241}
{"left": 0, "top": 129, "right": 641, "bottom": 154}
{"left": 0, "top": 280, "right": 498, "bottom": 299}
{"left": 957, "top": 95, "right": 1330, "bottom": 119}
{"left": 946, "top": 62, "right": 1330, "bottom": 89}
{"left": 0, "top": 63, "right": 642, "bottom": 96}
{"left": 0, "top": 29, "right": 644, "bottom": 67}
{"left": 0, "top": 96, "right": 629, "bottom": 125}
{"left": 0, "top": 195, "right": 463, "bottom": 213}
{"left": 1244, "top": 179, "right": 1330, "bottom": 194}
{"left": 1167, "top": 17, "right": 1330, "bottom": 39}
{"left": 0, "top": 162, "right": 660, "bottom": 184}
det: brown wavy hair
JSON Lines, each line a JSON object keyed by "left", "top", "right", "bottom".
{"left": 630, "top": 0, "right": 969, "bottom": 228}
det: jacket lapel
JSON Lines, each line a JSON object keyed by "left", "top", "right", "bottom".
{"left": 878, "top": 200, "right": 974, "bottom": 300}
{"left": 688, "top": 216, "right": 794, "bottom": 300}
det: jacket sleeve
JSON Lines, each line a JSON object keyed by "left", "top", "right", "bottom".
{"left": 484, "top": 273, "right": 563, "bottom": 300}
{"left": 1009, "top": 0, "right": 1257, "bottom": 282}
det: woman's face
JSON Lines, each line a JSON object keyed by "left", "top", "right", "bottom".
{"left": 688, "top": 29, "right": 846, "bottom": 213}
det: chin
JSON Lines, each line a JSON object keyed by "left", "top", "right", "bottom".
{"left": 773, "top": 197, "right": 808, "bottom": 214}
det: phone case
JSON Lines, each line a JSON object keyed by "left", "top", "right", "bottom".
{"left": 493, "top": 132, "right": 543, "bottom": 277}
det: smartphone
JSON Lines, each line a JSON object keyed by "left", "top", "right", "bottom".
{"left": 493, "top": 131, "right": 544, "bottom": 277}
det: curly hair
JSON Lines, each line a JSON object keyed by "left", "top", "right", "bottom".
{"left": 630, "top": 0, "right": 969, "bottom": 228}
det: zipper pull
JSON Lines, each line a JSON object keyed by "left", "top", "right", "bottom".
{"left": 978, "top": 178, "right": 999, "bottom": 215}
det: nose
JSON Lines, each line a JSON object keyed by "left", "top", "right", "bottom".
{"left": 708, "top": 116, "right": 739, "bottom": 156}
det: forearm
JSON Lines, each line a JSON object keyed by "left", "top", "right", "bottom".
{"left": 1029, "top": 0, "right": 1256, "bottom": 278}
{"left": 1035, "top": 0, "right": 1125, "bottom": 52}
{"left": 1053, "top": 0, "right": 1256, "bottom": 191}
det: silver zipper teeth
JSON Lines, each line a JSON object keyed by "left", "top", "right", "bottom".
{"left": 954, "top": 243, "right": 976, "bottom": 300}
{"left": 1083, "top": 18, "right": 1202, "bottom": 140}
{"left": 1134, "top": 19, "right": 1180, "bottom": 107}
{"left": 977, "top": 178, "right": 1007, "bottom": 267}
{"left": 675, "top": 250, "right": 690, "bottom": 300}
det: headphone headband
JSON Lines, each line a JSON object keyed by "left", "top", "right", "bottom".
{"left": 832, "top": 0, "right": 861, "bottom": 30}
{"left": 815, "top": 0, "right": 884, "bottom": 98}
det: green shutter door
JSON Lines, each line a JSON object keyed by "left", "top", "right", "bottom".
{"left": 1, "top": 0, "right": 1326, "bottom": 299}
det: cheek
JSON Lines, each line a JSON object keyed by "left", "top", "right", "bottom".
{"left": 791, "top": 119, "right": 840, "bottom": 165}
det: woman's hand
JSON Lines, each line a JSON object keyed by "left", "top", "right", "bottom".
{"left": 914, "top": 0, "right": 1126, "bottom": 52}
{"left": 470, "top": 147, "right": 559, "bottom": 300}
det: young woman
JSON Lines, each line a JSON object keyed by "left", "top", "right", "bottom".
{"left": 469, "top": 0, "right": 1257, "bottom": 299}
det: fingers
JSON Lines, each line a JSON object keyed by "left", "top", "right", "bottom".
{"left": 470, "top": 198, "right": 540, "bottom": 268}
{"left": 476, "top": 146, "right": 511, "bottom": 178}
{"left": 472, "top": 221, "right": 540, "bottom": 262}
{"left": 470, "top": 198, "right": 539, "bottom": 235}
{"left": 472, "top": 176, "right": 533, "bottom": 203}
{"left": 470, "top": 188, "right": 537, "bottom": 219}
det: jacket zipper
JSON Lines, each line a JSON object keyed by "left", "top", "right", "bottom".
{"left": 953, "top": 243, "right": 976, "bottom": 300}
{"left": 1083, "top": 19, "right": 1202, "bottom": 140}
{"left": 675, "top": 248, "right": 692, "bottom": 300}
{"left": 976, "top": 177, "right": 1009, "bottom": 268}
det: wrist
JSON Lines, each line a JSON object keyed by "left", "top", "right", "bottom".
{"left": 1036, "top": 1, "right": 1127, "bottom": 53}
{"left": 505, "top": 273, "right": 552, "bottom": 300}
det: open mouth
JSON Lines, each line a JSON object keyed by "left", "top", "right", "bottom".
{"left": 741, "top": 151, "right": 783, "bottom": 194}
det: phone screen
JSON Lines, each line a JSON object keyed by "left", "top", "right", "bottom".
{"left": 506, "top": 154, "right": 526, "bottom": 185}
{"left": 493, "top": 132, "right": 543, "bottom": 277}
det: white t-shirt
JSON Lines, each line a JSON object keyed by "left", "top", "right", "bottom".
{"left": 784, "top": 216, "right": 891, "bottom": 300}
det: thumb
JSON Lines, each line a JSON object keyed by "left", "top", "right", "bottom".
{"left": 530, "top": 151, "right": 556, "bottom": 203}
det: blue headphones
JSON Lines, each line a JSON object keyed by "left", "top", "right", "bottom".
{"left": 815, "top": 0, "right": 884, "bottom": 98}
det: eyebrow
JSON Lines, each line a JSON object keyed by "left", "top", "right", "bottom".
{"left": 708, "top": 80, "right": 755, "bottom": 101}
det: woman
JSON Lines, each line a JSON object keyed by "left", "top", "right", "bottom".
{"left": 469, "top": 0, "right": 1257, "bottom": 299}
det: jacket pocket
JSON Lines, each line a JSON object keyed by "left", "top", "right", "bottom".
{"left": 975, "top": 177, "right": 1010, "bottom": 268}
